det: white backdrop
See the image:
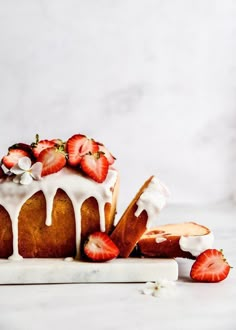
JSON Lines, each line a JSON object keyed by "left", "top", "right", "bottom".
{"left": 0, "top": 0, "right": 236, "bottom": 208}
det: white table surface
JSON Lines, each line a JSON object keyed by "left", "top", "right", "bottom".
{"left": 0, "top": 202, "right": 235, "bottom": 330}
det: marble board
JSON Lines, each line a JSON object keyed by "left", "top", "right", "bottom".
{"left": 0, "top": 258, "right": 178, "bottom": 284}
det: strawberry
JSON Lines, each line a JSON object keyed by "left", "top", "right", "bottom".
{"left": 97, "top": 143, "right": 116, "bottom": 165}
{"left": 2, "top": 149, "right": 29, "bottom": 169}
{"left": 84, "top": 232, "right": 120, "bottom": 262}
{"left": 67, "top": 134, "right": 99, "bottom": 166}
{"left": 9, "top": 142, "right": 33, "bottom": 156}
{"left": 190, "top": 249, "right": 231, "bottom": 283}
{"left": 80, "top": 152, "right": 109, "bottom": 183}
{"left": 50, "top": 138, "right": 65, "bottom": 147}
{"left": 32, "top": 139, "right": 55, "bottom": 158}
{"left": 37, "top": 147, "right": 66, "bottom": 176}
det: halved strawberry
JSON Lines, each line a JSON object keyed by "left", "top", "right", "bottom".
{"left": 9, "top": 143, "right": 33, "bottom": 155}
{"left": 84, "top": 232, "right": 120, "bottom": 262}
{"left": 67, "top": 134, "right": 99, "bottom": 166}
{"left": 80, "top": 152, "right": 109, "bottom": 183}
{"left": 190, "top": 249, "right": 231, "bottom": 283}
{"left": 32, "top": 139, "right": 55, "bottom": 158}
{"left": 97, "top": 142, "right": 116, "bottom": 165}
{"left": 37, "top": 147, "right": 66, "bottom": 176}
{"left": 2, "top": 149, "right": 29, "bottom": 169}
{"left": 50, "top": 138, "right": 65, "bottom": 147}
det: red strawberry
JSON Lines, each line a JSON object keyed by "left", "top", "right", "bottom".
{"left": 67, "top": 134, "right": 99, "bottom": 166}
{"left": 32, "top": 139, "right": 55, "bottom": 158}
{"left": 80, "top": 152, "right": 109, "bottom": 183}
{"left": 84, "top": 232, "right": 120, "bottom": 262}
{"left": 190, "top": 249, "right": 231, "bottom": 283}
{"left": 2, "top": 149, "right": 29, "bottom": 169}
{"left": 50, "top": 138, "right": 65, "bottom": 147}
{"left": 9, "top": 143, "right": 33, "bottom": 155}
{"left": 97, "top": 143, "right": 116, "bottom": 165}
{"left": 37, "top": 147, "right": 66, "bottom": 176}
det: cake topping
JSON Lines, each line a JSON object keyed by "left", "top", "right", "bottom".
{"left": 0, "top": 133, "right": 116, "bottom": 184}
{"left": 67, "top": 134, "right": 99, "bottom": 167}
{"left": 31, "top": 135, "right": 56, "bottom": 158}
{"left": 37, "top": 147, "right": 67, "bottom": 176}
{"left": 80, "top": 151, "right": 109, "bottom": 183}
{"left": 2, "top": 148, "right": 29, "bottom": 169}
{"left": 11, "top": 157, "right": 42, "bottom": 185}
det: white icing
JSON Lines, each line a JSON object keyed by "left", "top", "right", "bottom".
{"left": 0, "top": 167, "right": 117, "bottom": 260}
{"left": 155, "top": 237, "right": 167, "bottom": 243}
{"left": 134, "top": 177, "right": 170, "bottom": 229}
{"left": 179, "top": 232, "right": 214, "bottom": 257}
{"left": 64, "top": 257, "right": 74, "bottom": 262}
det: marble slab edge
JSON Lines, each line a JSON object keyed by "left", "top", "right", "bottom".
{"left": 0, "top": 258, "right": 178, "bottom": 284}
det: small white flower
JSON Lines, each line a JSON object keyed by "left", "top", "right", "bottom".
{"left": 1, "top": 163, "right": 13, "bottom": 176}
{"left": 10, "top": 157, "right": 42, "bottom": 185}
{"left": 142, "top": 279, "right": 176, "bottom": 298}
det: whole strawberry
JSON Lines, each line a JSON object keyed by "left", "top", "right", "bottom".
{"left": 190, "top": 249, "right": 231, "bottom": 283}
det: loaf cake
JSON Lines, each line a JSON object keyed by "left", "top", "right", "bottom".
{"left": 0, "top": 134, "right": 119, "bottom": 260}
{"left": 138, "top": 222, "right": 214, "bottom": 259}
{"left": 110, "top": 176, "right": 170, "bottom": 257}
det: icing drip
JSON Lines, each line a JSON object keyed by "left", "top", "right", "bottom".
{"left": 134, "top": 177, "right": 170, "bottom": 229}
{"left": 179, "top": 232, "right": 214, "bottom": 257}
{"left": 0, "top": 167, "right": 117, "bottom": 260}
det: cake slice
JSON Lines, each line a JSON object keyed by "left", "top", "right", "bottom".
{"left": 0, "top": 133, "right": 119, "bottom": 260}
{"left": 110, "top": 176, "right": 170, "bottom": 258}
{"left": 138, "top": 222, "right": 214, "bottom": 259}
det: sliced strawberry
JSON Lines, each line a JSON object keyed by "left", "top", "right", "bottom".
{"left": 9, "top": 143, "right": 33, "bottom": 155}
{"left": 50, "top": 138, "right": 65, "bottom": 147}
{"left": 84, "top": 232, "right": 120, "bottom": 262}
{"left": 2, "top": 149, "right": 29, "bottom": 169}
{"left": 67, "top": 134, "right": 99, "bottom": 166}
{"left": 97, "top": 143, "right": 116, "bottom": 165}
{"left": 190, "top": 249, "right": 231, "bottom": 283}
{"left": 80, "top": 152, "right": 109, "bottom": 183}
{"left": 37, "top": 147, "right": 66, "bottom": 176}
{"left": 32, "top": 139, "right": 55, "bottom": 158}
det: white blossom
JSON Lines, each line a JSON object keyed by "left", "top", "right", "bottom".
{"left": 142, "top": 279, "right": 176, "bottom": 298}
{"left": 10, "top": 157, "right": 42, "bottom": 185}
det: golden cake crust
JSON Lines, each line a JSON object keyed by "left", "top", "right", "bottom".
{"left": 0, "top": 177, "right": 119, "bottom": 259}
{"left": 110, "top": 176, "right": 153, "bottom": 258}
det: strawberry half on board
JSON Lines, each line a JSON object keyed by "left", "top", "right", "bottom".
{"left": 190, "top": 249, "right": 231, "bottom": 283}
{"left": 83, "top": 232, "right": 120, "bottom": 262}
{"left": 37, "top": 147, "right": 66, "bottom": 176}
